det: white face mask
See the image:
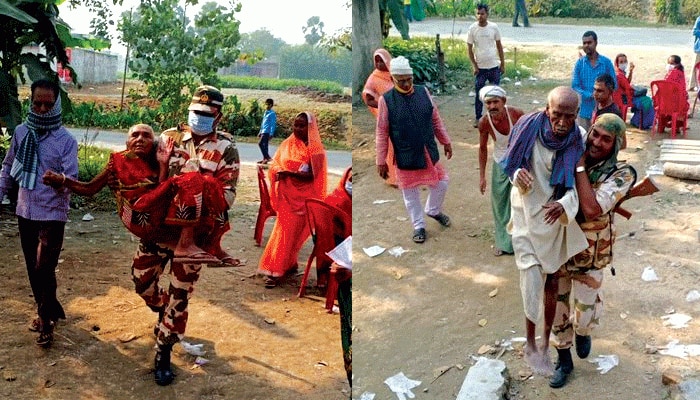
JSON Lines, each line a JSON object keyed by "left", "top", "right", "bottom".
{"left": 188, "top": 111, "right": 216, "bottom": 136}
{"left": 666, "top": 64, "right": 675, "bottom": 72}
{"left": 618, "top": 62, "right": 628, "bottom": 72}
{"left": 344, "top": 180, "right": 352, "bottom": 197}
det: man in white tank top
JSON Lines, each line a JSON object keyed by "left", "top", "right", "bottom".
{"left": 477, "top": 86, "right": 524, "bottom": 256}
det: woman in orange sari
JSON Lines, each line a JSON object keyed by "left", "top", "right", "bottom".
{"left": 258, "top": 112, "right": 328, "bottom": 288}
{"left": 363, "top": 48, "right": 398, "bottom": 186}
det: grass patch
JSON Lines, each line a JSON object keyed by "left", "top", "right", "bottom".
{"left": 218, "top": 75, "right": 346, "bottom": 95}
{"left": 72, "top": 144, "right": 114, "bottom": 211}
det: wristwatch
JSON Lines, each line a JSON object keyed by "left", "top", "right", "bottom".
{"left": 576, "top": 166, "right": 586, "bottom": 173}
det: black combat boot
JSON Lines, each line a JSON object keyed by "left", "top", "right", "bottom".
{"left": 549, "top": 348, "right": 574, "bottom": 388}
{"left": 154, "top": 343, "right": 174, "bottom": 386}
{"left": 575, "top": 334, "right": 592, "bottom": 359}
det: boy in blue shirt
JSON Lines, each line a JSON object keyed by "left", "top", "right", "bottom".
{"left": 257, "top": 98, "right": 276, "bottom": 164}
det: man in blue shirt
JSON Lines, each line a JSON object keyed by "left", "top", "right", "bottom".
{"left": 257, "top": 98, "right": 276, "bottom": 164}
{"left": 572, "top": 31, "right": 617, "bottom": 130}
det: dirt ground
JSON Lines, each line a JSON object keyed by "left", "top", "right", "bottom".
{"left": 353, "top": 45, "right": 700, "bottom": 399}
{"left": 0, "top": 165, "right": 351, "bottom": 399}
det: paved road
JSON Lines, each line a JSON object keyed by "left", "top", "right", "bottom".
{"left": 66, "top": 127, "right": 351, "bottom": 176}
{"left": 396, "top": 19, "right": 692, "bottom": 49}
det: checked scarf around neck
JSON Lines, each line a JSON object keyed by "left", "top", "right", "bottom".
{"left": 10, "top": 95, "right": 63, "bottom": 190}
{"left": 500, "top": 111, "right": 584, "bottom": 200}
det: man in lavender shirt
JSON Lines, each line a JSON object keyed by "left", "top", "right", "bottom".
{"left": 0, "top": 79, "right": 78, "bottom": 348}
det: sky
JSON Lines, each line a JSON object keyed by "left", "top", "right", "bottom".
{"left": 58, "top": 0, "right": 350, "bottom": 55}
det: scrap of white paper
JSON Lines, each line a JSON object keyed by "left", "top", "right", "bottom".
{"left": 686, "top": 290, "right": 700, "bottom": 302}
{"left": 641, "top": 266, "right": 659, "bottom": 281}
{"left": 662, "top": 313, "right": 692, "bottom": 329}
{"left": 359, "top": 392, "right": 376, "bottom": 400}
{"left": 373, "top": 199, "right": 395, "bottom": 204}
{"left": 659, "top": 340, "right": 691, "bottom": 359}
{"left": 82, "top": 213, "right": 95, "bottom": 221}
{"left": 363, "top": 245, "right": 386, "bottom": 257}
{"left": 326, "top": 236, "right": 352, "bottom": 269}
{"left": 180, "top": 340, "right": 206, "bottom": 356}
{"left": 388, "top": 246, "right": 409, "bottom": 257}
{"left": 588, "top": 354, "right": 618, "bottom": 374}
{"left": 384, "top": 372, "right": 421, "bottom": 400}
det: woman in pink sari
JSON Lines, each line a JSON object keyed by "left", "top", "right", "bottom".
{"left": 258, "top": 112, "right": 327, "bottom": 288}
{"left": 363, "top": 48, "right": 398, "bottom": 186}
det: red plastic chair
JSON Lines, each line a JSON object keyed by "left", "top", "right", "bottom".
{"left": 254, "top": 165, "right": 276, "bottom": 247}
{"left": 620, "top": 103, "right": 629, "bottom": 123}
{"left": 650, "top": 80, "right": 689, "bottom": 138}
{"left": 298, "top": 198, "right": 351, "bottom": 313}
{"left": 691, "top": 61, "right": 700, "bottom": 118}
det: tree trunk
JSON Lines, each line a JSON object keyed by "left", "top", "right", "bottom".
{"left": 353, "top": 0, "right": 383, "bottom": 105}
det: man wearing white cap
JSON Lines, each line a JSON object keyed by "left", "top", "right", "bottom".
{"left": 376, "top": 56, "right": 453, "bottom": 243}
{"left": 477, "top": 85, "right": 523, "bottom": 256}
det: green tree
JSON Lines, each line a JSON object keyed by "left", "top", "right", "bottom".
{"left": 321, "top": 1, "right": 352, "bottom": 52}
{"left": 302, "top": 16, "right": 325, "bottom": 46}
{"left": 0, "top": 0, "right": 111, "bottom": 135}
{"left": 118, "top": 0, "right": 241, "bottom": 118}
{"left": 238, "top": 29, "right": 288, "bottom": 59}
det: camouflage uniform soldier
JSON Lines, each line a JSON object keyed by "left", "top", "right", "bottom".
{"left": 550, "top": 114, "right": 636, "bottom": 388}
{"left": 132, "top": 86, "right": 240, "bottom": 386}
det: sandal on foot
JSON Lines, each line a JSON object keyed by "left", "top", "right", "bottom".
{"left": 172, "top": 251, "right": 220, "bottom": 265}
{"left": 36, "top": 331, "right": 54, "bottom": 348}
{"left": 209, "top": 256, "right": 242, "bottom": 268}
{"left": 428, "top": 213, "right": 451, "bottom": 227}
{"left": 264, "top": 277, "right": 278, "bottom": 288}
{"left": 412, "top": 228, "right": 426, "bottom": 243}
{"left": 28, "top": 318, "right": 41, "bottom": 332}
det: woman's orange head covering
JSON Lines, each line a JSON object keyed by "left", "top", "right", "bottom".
{"left": 269, "top": 111, "right": 328, "bottom": 207}
{"left": 374, "top": 48, "right": 392, "bottom": 72}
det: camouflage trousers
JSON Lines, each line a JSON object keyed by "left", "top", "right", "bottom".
{"left": 132, "top": 241, "right": 203, "bottom": 346}
{"left": 552, "top": 266, "right": 604, "bottom": 350}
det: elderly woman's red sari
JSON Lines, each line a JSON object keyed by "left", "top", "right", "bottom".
{"left": 109, "top": 150, "right": 228, "bottom": 244}
{"left": 258, "top": 112, "right": 328, "bottom": 279}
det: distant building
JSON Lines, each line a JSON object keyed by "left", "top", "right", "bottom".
{"left": 24, "top": 46, "right": 119, "bottom": 84}
{"left": 218, "top": 59, "right": 280, "bottom": 78}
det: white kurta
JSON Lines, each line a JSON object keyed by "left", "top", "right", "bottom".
{"left": 508, "top": 139, "right": 588, "bottom": 323}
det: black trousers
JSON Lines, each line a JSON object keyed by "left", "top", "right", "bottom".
{"left": 258, "top": 133, "right": 271, "bottom": 160}
{"left": 18, "top": 217, "right": 66, "bottom": 327}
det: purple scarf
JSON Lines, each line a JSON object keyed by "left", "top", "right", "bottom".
{"left": 500, "top": 111, "right": 584, "bottom": 200}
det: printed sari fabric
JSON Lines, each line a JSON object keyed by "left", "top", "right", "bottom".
{"left": 258, "top": 112, "right": 328, "bottom": 277}
{"left": 109, "top": 151, "right": 228, "bottom": 243}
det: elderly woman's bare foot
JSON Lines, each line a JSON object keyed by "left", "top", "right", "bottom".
{"left": 524, "top": 344, "right": 554, "bottom": 376}
{"left": 172, "top": 245, "right": 219, "bottom": 264}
